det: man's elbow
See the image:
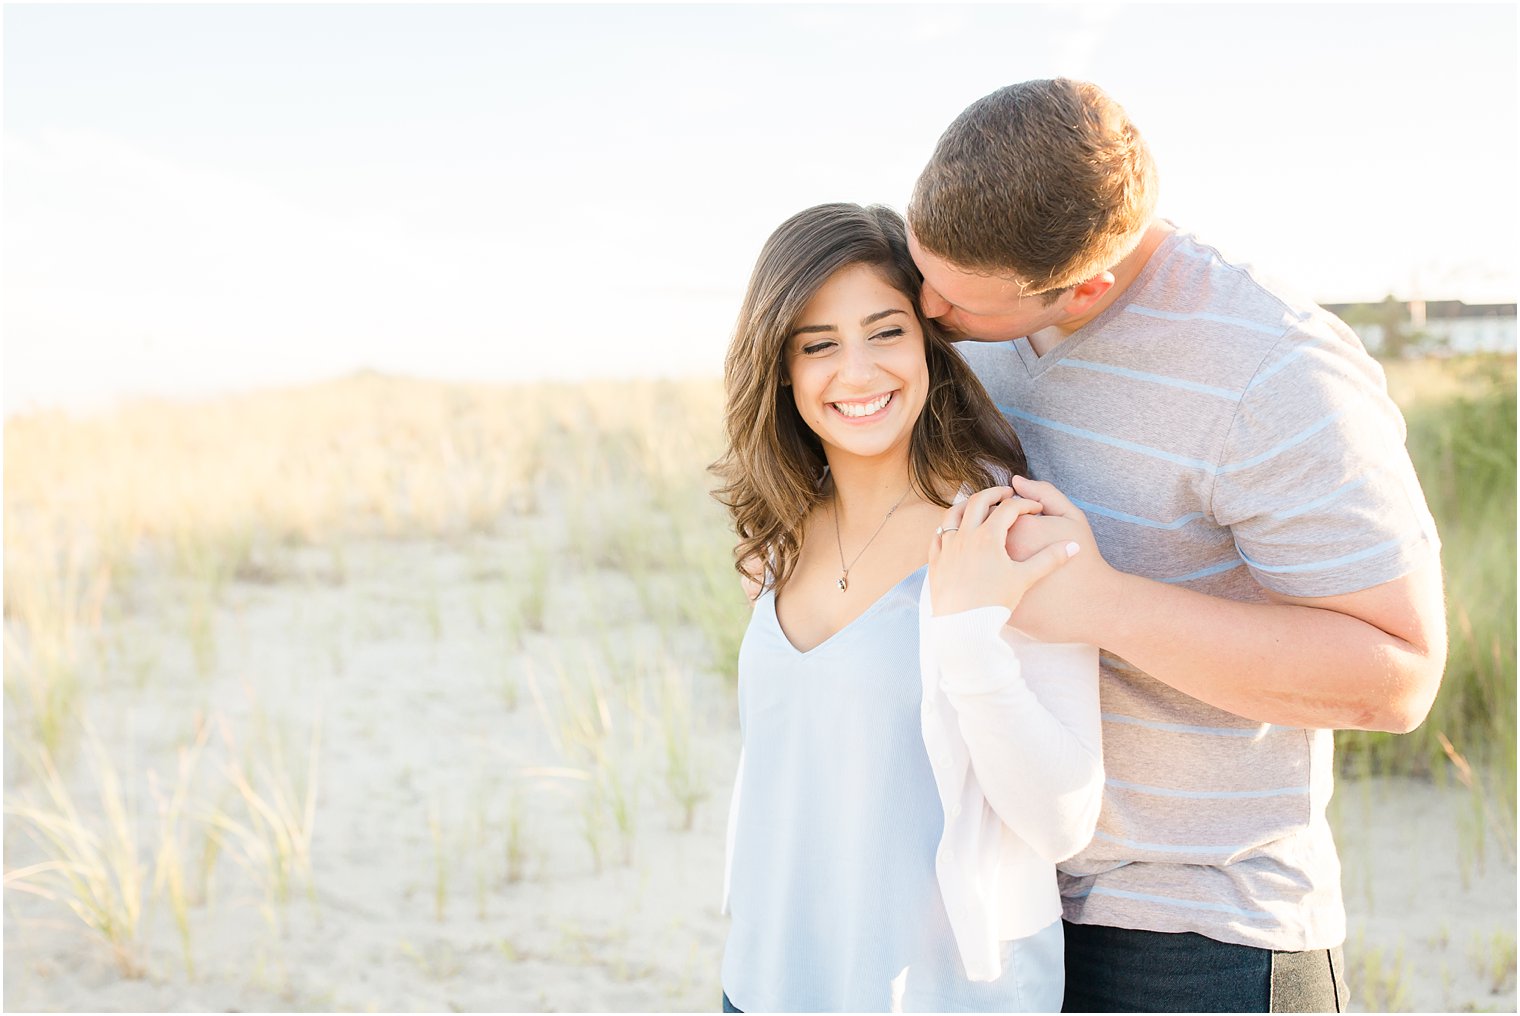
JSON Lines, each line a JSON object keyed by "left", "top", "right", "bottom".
{"left": 1370, "top": 649, "right": 1447, "bottom": 734}
{"left": 1379, "top": 682, "right": 1441, "bottom": 735}
{"left": 1284, "top": 559, "right": 1449, "bottom": 734}
{"left": 1372, "top": 701, "right": 1429, "bottom": 736}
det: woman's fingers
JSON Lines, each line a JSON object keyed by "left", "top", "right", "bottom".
{"left": 938, "top": 499, "right": 970, "bottom": 536}
{"left": 958, "top": 486, "right": 1012, "bottom": 533}
{"left": 1010, "top": 475, "right": 1078, "bottom": 518}
{"left": 981, "top": 496, "right": 1045, "bottom": 543}
{"left": 1020, "top": 536, "right": 1081, "bottom": 585}
{"left": 947, "top": 485, "right": 1014, "bottom": 535}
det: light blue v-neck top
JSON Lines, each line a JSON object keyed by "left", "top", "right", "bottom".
{"left": 720, "top": 566, "right": 1061, "bottom": 1012}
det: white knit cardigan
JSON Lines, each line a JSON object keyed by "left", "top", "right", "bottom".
{"left": 914, "top": 580, "right": 1102, "bottom": 981}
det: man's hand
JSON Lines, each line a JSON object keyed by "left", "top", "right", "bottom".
{"left": 1002, "top": 476, "right": 1119, "bottom": 643}
{"left": 928, "top": 485, "right": 1079, "bottom": 616}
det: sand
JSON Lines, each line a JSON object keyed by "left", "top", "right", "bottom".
{"left": 4, "top": 533, "right": 1514, "bottom": 1013}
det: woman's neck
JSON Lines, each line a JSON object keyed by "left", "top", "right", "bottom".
{"left": 824, "top": 453, "right": 915, "bottom": 522}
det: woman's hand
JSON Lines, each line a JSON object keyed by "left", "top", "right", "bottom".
{"left": 928, "top": 485, "right": 1080, "bottom": 616}
{"left": 1002, "top": 476, "right": 1118, "bottom": 643}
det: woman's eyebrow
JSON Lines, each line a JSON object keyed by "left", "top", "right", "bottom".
{"left": 790, "top": 307, "right": 906, "bottom": 339}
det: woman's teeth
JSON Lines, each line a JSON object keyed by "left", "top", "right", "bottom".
{"left": 833, "top": 392, "right": 893, "bottom": 418}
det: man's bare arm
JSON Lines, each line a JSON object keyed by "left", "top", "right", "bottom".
{"left": 1006, "top": 477, "right": 1447, "bottom": 733}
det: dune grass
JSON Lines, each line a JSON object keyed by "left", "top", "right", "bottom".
{"left": 3, "top": 360, "right": 1509, "bottom": 777}
{"left": 2, "top": 359, "right": 1510, "bottom": 996}
{"left": 5, "top": 732, "right": 150, "bottom": 979}
{"left": 205, "top": 710, "right": 323, "bottom": 918}
{"left": 1339, "top": 355, "right": 1517, "bottom": 834}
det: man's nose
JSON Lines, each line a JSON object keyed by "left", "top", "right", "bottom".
{"left": 920, "top": 283, "right": 951, "bottom": 320}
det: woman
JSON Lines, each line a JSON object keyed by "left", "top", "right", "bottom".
{"left": 710, "top": 203, "right": 1104, "bottom": 1012}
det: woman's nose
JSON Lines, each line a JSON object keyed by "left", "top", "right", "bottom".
{"left": 837, "top": 340, "right": 877, "bottom": 384}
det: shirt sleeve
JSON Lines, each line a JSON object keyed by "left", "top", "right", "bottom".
{"left": 930, "top": 606, "right": 1103, "bottom": 864}
{"left": 1210, "top": 324, "right": 1441, "bottom": 598}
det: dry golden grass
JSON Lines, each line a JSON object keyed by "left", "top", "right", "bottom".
{"left": 5, "top": 360, "right": 1510, "bottom": 1007}
{"left": 2, "top": 372, "right": 745, "bottom": 993}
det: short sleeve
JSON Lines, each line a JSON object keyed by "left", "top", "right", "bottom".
{"left": 1209, "top": 325, "right": 1440, "bottom": 598}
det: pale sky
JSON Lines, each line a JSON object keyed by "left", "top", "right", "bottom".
{"left": 4, "top": 3, "right": 1517, "bottom": 412}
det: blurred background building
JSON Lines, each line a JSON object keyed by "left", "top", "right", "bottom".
{"left": 1325, "top": 299, "right": 1518, "bottom": 358}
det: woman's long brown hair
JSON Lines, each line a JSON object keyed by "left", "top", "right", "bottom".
{"left": 710, "top": 203, "right": 1027, "bottom": 594}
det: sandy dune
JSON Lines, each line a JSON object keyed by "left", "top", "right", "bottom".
{"left": 4, "top": 532, "right": 1514, "bottom": 1012}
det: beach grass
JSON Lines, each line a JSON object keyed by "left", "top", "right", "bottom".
{"left": 1338, "top": 355, "right": 1517, "bottom": 832}
{"left": 4, "top": 358, "right": 1511, "bottom": 791}
{"left": 2, "top": 358, "right": 1512, "bottom": 1009}
{"left": 5, "top": 732, "right": 149, "bottom": 979}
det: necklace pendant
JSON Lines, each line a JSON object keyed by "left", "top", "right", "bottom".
{"left": 830, "top": 484, "right": 909, "bottom": 597}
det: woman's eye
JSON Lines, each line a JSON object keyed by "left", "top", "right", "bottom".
{"left": 801, "top": 340, "right": 835, "bottom": 355}
{"left": 871, "top": 327, "right": 905, "bottom": 341}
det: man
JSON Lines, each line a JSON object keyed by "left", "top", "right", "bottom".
{"left": 906, "top": 79, "right": 1447, "bottom": 1012}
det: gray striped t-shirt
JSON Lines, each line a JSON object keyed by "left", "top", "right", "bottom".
{"left": 959, "top": 225, "right": 1440, "bottom": 951}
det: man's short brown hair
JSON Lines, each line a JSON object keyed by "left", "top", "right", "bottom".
{"left": 908, "top": 78, "right": 1158, "bottom": 297}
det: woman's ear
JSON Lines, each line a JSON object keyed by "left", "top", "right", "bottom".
{"left": 779, "top": 375, "right": 792, "bottom": 387}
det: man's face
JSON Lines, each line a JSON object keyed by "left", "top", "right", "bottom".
{"left": 907, "top": 228, "right": 1073, "bottom": 342}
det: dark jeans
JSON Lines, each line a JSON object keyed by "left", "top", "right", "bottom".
{"left": 1062, "top": 921, "right": 1348, "bottom": 1013}
{"left": 721, "top": 990, "right": 741, "bottom": 1013}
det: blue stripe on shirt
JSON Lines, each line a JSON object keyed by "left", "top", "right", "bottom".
{"left": 998, "top": 403, "right": 1343, "bottom": 478}
{"left": 1085, "top": 885, "right": 1274, "bottom": 921}
{"left": 1093, "top": 830, "right": 1260, "bottom": 856}
{"left": 1100, "top": 713, "right": 1285, "bottom": 739}
{"left": 1237, "top": 535, "right": 1409, "bottom": 574}
{"left": 1070, "top": 497, "right": 1207, "bottom": 531}
{"left": 1062, "top": 358, "right": 1242, "bottom": 399}
{"left": 1251, "top": 337, "right": 1330, "bottom": 385}
{"left": 1159, "top": 558, "right": 1244, "bottom": 583}
{"left": 1270, "top": 476, "right": 1370, "bottom": 520}
{"left": 1125, "top": 305, "right": 1290, "bottom": 337}
{"left": 1217, "top": 412, "right": 1344, "bottom": 474}
{"left": 1105, "top": 778, "right": 1310, "bottom": 800}
{"left": 996, "top": 404, "right": 1218, "bottom": 472}
{"left": 1169, "top": 244, "right": 1222, "bottom": 264}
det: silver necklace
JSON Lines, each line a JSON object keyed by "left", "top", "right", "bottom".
{"left": 831, "top": 486, "right": 911, "bottom": 592}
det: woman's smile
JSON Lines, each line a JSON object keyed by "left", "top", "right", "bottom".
{"left": 830, "top": 390, "right": 897, "bottom": 420}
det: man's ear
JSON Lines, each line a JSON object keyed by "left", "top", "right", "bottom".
{"left": 1064, "top": 273, "right": 1115, "bottom": 318}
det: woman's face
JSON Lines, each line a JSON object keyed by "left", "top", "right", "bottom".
{"left": 784, "top": 262, "right": 929, "bottom": 469}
